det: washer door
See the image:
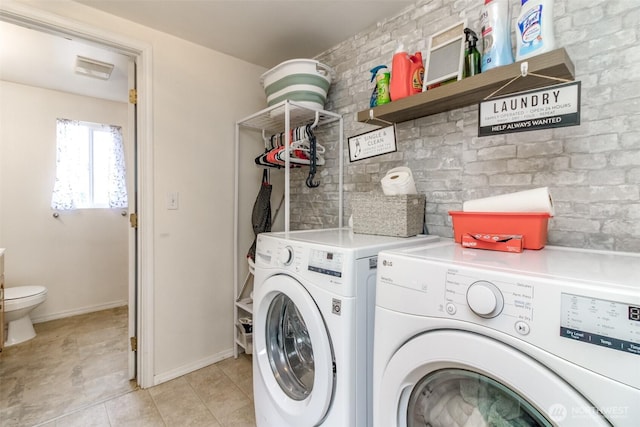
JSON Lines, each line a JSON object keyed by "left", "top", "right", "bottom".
{"left": 377, "top": 330, "right": 611, "bottom": 427}
{"left": 254, "top": 274, "right": 335, "bottom": 425}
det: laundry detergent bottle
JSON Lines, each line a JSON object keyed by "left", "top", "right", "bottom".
{"left": 410, "top": 52, "right": 424, "bottom": 95}
{"left": 390, "top": 43, "right": 411, "bottom": 101}
{"left": 391, "top": 44, "right": 424, "bottom": 101}
{"left": 515, "top": 0, "right": 556, "bottom": 61}
{"left": 369, "top": 65, "right": 391, "bottom": 107}
{"left": 480, "top": 0, "right": 514, "bottom": 72}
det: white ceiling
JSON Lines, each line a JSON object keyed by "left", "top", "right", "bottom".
{"left": 74, "top": 0, "right": 413, "bottom": 69}
{"left": 0, "top": 20, "right": 131, "bottom": 102}
{"left": 0, "top": 1, "right": 412, "bottom": 102}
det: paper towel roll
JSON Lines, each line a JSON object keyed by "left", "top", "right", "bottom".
{"left": 381, "top": 167, "right": 417, "bottom": 195}
{"left": 463, "top": 187, "right": 555, "bottom": 216}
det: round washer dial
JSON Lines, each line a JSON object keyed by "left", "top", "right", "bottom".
{"left": 279, "top": 246, "right": 294, "bottom": 266}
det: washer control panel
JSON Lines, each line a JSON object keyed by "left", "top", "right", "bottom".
{"left": 308, "top": 248, "right": 344, "bottom": 277}
{"left": 265, "top": 240, "right": 345, "bottom": 279}
{"left": 255, "top": 233, "right": 362, "bottom": 296}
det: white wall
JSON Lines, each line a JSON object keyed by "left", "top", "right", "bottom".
{"left": 0, "top": 81, "right": 129, "bottom": 320}
{"left": 9, "top": 0, "right": 269, "bottom": 383}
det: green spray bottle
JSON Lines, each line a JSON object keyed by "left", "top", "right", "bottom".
{"left": 369, "top": 65, "right": 391, "bottom": 107}
{"left": 463, "top": 28, "right": 481, "bottom": 78}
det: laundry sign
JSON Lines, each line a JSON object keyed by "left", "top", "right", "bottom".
{"left": 478, "top": 81, "right": 581, "bottom": 137}
{"left": 348, "top": 125, "right": 397, "bottom": 162}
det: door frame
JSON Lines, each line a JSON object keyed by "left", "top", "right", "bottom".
{"left": 0, "top": 1, "right": 155, "bottom": 388}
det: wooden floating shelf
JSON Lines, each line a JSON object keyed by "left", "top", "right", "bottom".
{"left": 357, "top": 48, "right": 575, "bottom": 126}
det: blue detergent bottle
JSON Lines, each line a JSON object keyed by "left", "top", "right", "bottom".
{"left": 480, "top": 0, "right": 514, "bottom": 72}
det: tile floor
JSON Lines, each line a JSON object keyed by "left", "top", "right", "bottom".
{"left": 0, "top": 307, "right": 255, "bottom": 427}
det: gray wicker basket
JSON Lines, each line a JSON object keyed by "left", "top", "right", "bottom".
{"left": 351, "top": 193, "right": 425, "bottom": 237}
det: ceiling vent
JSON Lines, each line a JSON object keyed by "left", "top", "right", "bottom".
{"left": 75, "top": 55, "right": 114, "bottom": 80}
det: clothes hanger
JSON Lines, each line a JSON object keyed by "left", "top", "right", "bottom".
{"left": 275, "top": 148, "right": 325, "bottom": 166}
{"left": 254, "top": 132, "right": 282, "bottom": 168}
{"left": 305, "top": 124, "right": 320, "bottom": 188}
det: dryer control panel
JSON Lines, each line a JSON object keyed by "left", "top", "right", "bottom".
{"left": 375, "top": 240, "right": 640, "bottom": 391}
{"left": 560, "top": 293, "right": 640, "bottom": 356}
{"left": 444, "top": 269, "right": 535, "bottom": 327}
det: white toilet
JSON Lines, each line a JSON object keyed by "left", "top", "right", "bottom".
{"left": 3, "top": 285, "right": 48, "bottom": 346}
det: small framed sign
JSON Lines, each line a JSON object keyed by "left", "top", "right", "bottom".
{"left": 423, "top": 20, "right": 467, "bottom": 91}
{"left": 348, "top": 125, "right": 397, "bottom": 162}
{"left": 478, "top": 81, "right": 581, "bottom": 137}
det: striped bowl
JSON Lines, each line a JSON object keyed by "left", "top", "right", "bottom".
{"left": 261, "top": 59, "right": 334, "bottom": 111}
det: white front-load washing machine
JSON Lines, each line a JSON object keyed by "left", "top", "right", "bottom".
{"left": 373, "top": 240, "right": 640, "bottom": 427}
{"left": 252, "top": 228, "right": 439, "bottom": 427}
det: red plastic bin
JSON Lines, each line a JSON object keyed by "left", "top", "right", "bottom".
{"left": 448, "top": 211, "right": 551, "bottom": 250}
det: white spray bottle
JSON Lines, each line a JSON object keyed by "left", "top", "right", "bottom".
{"left": 515, "top": 0, "right": 556, "bottom": 61}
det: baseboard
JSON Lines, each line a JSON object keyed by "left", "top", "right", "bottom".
{"left": 31, "top": 300, "right": 128, "bottom": 323}
{"left": 152, "top": 348, "right": 235, "bottom": 386}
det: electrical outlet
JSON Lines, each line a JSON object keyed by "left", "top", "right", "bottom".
{"left": 167, "top": 192, "right": 179, "bottom": 210}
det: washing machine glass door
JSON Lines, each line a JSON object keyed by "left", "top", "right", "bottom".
{"left": 266, "top": 293, "right": 314, "bottom": 400}
{"left": 378, "top": 330, "right": 611, "bottom": 427}
{"left": 255, "top": 274, "right": 335, "bottom": 425}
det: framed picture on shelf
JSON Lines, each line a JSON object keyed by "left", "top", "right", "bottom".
{"left": 423, "top": 20, "right": 467, "bottom": 91}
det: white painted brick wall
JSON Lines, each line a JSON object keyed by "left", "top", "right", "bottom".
{"left": 289, "top": 0, "right": 640, "bottom": 251}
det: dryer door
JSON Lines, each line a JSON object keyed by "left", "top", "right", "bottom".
{"left": 377, "top": 330, "right": 611, "bottom": 427}
{"left": 254, "top": 274, "right": 335, "bottom": 425}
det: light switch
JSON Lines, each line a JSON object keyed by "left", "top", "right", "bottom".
{"left": 167, "top": 192, "right": 179, "bottom": 210}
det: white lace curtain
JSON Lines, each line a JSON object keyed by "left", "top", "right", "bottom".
{"left": 51, "top": 119, "right": 128, "bottom": 210}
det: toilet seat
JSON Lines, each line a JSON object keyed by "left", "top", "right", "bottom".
{"left": 5, "top": 285, "right": 47, "bottom": 300}
{"left": 4, "top": 286, "right": 48, "bottom": 311}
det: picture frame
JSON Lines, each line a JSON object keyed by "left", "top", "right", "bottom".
{"left": 348, "top": 125, "right": 397, "bottom": 162}
{"left": 423, "top": 20, "right": 467, "bottom": 91}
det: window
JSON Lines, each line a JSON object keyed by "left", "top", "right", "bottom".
{"left": 51, "top": 119, "right": 128, "bottom": 210}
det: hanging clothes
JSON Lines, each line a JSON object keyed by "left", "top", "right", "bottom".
{"left": 247, "top": 169, "right": 273, "bottom": 261}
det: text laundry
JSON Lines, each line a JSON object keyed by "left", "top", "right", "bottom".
{"left": 493, "top": 90, "right": 561, "bottom": 113}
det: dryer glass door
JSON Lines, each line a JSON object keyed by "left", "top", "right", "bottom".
{"left": 266, "top": 293, "right": 314, "bottom": 400}
{"left": 406, "top": 368, "right": 551, "bottom": 427}
{"left": 376, "top": 330, "right": 612, "bottom": 427}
